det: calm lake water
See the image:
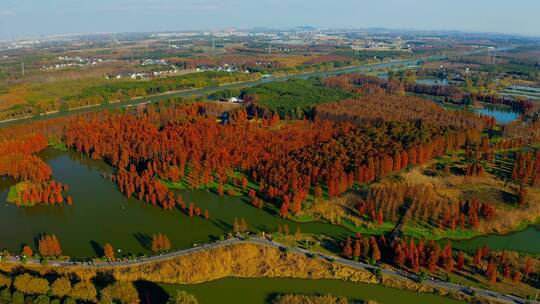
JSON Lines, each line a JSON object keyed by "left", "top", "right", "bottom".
{"left": 474, "top": 107, "right": 520, "bottom": 124}
{"left": 0, "top": 148, "right": 347, "bottom": 258}
{"left": 0, "top": 147, "right": 537, "bottom": 257}
{"left": 157, "top": 278, "right": 464, "bottom": 304}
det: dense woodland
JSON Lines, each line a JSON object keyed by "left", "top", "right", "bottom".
{"left": 56, "top": 91, "right": 487, "bottom": 218}
{"left": 1, "top": 74, "right": 538, "bottom": 224}
{"left": 0, "top": 81, "right": 538, "bottom": 301}
{"left": 0, "top": 134, "right": 50, "bottom": 182}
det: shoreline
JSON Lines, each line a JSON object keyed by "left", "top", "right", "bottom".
{"left": 0, "top": 238, "right": 528, "bottom": 304}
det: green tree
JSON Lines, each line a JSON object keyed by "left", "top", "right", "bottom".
{"left": 51, "top": 277, "right": 71, "bottom": 298}
{"left": 12, "top": 291, "right": 24, "bottom": 304}
{"left": 63, "top": 298, "right": 76, "bottom": 304}
{"left": 33, "top": 295, "right": 50, "bottom": 304}
{"left": 167, "top": 291, "right": 199, "bottom": 304}
{"left": 0, "top": 288, "right": 11, "bottom": 304}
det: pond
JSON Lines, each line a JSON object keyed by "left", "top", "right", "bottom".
{"left": 0, "top": 148, "right": 347, "bottom": 258}
{"left": 474, "top": 106, "right": 520, "bottom": 124}
{"left": 154, "top": 278, "right": 464, "bottom": 304}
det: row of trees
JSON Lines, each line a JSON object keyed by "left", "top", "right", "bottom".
{"left": 151, "top": 233, "right": 171, "bottom": 253}
{"left": 38, "top": 234, "right": 62, "bottom": 257}
{"left": 233, "top": 218, "right": 249, "bottom": 233}
{"left": 341, "top": 235, "right": 382, "bottom": 263}
{"left": 472, "top": 248, "right": 534, "bottom": 284}
{"left": 0, "top": 273, "right": 139, "bottom": 304}
{"left": 358, "top": 183, "right": 496, "bottom": 230}
{"left": 511, "top": 150, "right": 540, "bottom": 186}
{"left": 464, "top": 163, "right": 485, "bottom": 177}
{"left": 341, "top": 234, "right": 536, "bottom": 286}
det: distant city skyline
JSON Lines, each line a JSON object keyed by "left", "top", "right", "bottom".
{"left": 1, "top": 0, "right": 539, "bottom": 39}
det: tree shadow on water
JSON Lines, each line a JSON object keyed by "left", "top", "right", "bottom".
{"left": 90, "top": 240, "right": 103, "bottom": 257}
{"left": 134, "top": 280, "right": 170, "bottom": 304}
{"left": 266, "top": 292, "right": 280, "bottom": 303}
{"left": 320, "top": 237, "right": 342, "bottom": 253}
{"left": 134, "top": 232, "right": 152, "bottom": 250}
{"left": 212, "top": 218, "right": 232, "bottom": 231}
{"left": 33, "top": 233, "right": 44, "bottom": 249}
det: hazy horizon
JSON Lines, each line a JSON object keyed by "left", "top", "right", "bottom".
{"left": 1, "top": 0, "right": 540, "bottom": 39}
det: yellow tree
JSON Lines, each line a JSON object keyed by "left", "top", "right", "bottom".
{"left": 103, "top": 243, "right": 115, "bottom": 261}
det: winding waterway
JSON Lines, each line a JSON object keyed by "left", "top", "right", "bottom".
{"left": 0, "top": 148, "right": 347, "bottom": 258}
{"left": 0, "top": 147, "right": 538, "bottom": 258}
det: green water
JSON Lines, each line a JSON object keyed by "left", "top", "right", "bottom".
{"left": 154, "top": 278, "right": 464, "bottom": 304}
{"left": 453, "top": 225, "right": 540, "bottom": 254}
{"left": 0, "top": 148, "right": 347, "bottom": 258}
{"left": 0, "top": 147, "right": 538, "bottom": 258}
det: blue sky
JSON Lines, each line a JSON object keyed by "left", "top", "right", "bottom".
{"left": 1, "top": 0, "right": 539, "bottom": 39}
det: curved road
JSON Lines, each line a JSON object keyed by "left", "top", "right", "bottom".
{"left": 4, "top": 236, "right": 535, "bottom": 304}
